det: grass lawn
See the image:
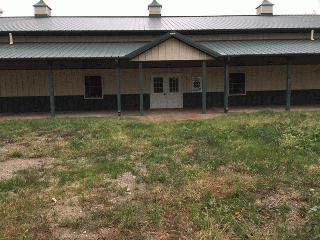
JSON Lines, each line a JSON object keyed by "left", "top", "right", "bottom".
{"left": 0, "top": 111, "right": 320, "bottom": 239}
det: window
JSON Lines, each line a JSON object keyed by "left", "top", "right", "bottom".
{"left": 153, "top": 77, "right": 164, "bottom": 93}
{"left": 229, "top": 73, "right": 246, "bottom": 95}
{"left": 85, "top": 76, "right": 103, "bottom": 99}
{"left": 169, "top": 77, "right": 179, "bottom": 93}
{"left": 192, "top": 77, "right": 202, "bottom": 92}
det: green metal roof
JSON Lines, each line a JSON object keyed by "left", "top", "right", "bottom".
{"left": 201, "top": 40, "right": 320, "bottom": 57}
{"left": 148, "top": 0, "right": 162, "bottom": 8}
{"left": 257, "top": 0, "right": 274, "bottom": 8}
{"left": 1, "top": 39, "right": 320, "bottom": 60}
{"left": 1, "top": 15, "right": 320, "bottom": 33}
{"left": 33, "top": 0, "right": 51, "bottom": 10}
{"left": 0, "top": 42, "right": 145, "bottom": 60}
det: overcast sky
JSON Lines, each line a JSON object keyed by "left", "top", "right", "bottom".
{"left": 0, "top": 0, "right": 320, "bottom": 17}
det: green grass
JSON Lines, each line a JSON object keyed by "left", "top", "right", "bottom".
{"left": 0, "top": 111, "right": 320, "bottom": 239}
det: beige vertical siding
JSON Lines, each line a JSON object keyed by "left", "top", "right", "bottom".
{"left": 0, "top": 70, "right": 48, "bottom": 97}
{"left": 293, "top": 65, "right": 320, "bottom": 90}
{"left": 0, "top": 35, "right": 158, "bottom": 43}
{"left": 0, "top": 36, "right": 8, "bottom": 43}
{"left": 0, "top": 65, "right": 319, "bottom": 98}
{"left": 257, "top": 5, "right": 273, "bottom": 15}
{"left": 0, "top": 33, "right": 313, "bottom": 43}
{"left": 236, "top": 65, "right": 287, "bottom": 92}
{"left": 132, "top": 38, "right": 213, "bottom": 61}
{"left": 54, "top": 69, "right": 116, "bottom": 96}
{"left": 191, "top": 33, "right": 312, "bottom": 41}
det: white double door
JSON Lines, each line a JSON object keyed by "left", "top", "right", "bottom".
{"left": 150, "top": 74, "right": 183, "bottom": 109}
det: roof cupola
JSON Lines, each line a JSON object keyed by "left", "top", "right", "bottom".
{"left": 256, "top": 0, "right": 274, "bottom": 16}
{"left": 33, "top": 0, "right": 51, "bottom": 18}
{"left": 148, "top": 0, "right": 162, "bottom": 17}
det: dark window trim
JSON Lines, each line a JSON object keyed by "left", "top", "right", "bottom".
{"left": 169, "top": 76, "right": 180, "bottom": 93}
{"left": 152, "top": 76, "right": 164, "bottom": 94}
{"left": 229, "top": 72, "right": 246, "bottom": 96}
{"left": 84, "top": 75, "right": 104, "bottom": 100}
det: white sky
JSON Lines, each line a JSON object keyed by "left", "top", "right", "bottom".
{"left": 0, "top": 0, "right": 320, "bottom": 17}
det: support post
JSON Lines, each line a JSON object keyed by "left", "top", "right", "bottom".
{"left": 224, "top": 59, "right": 230, "bottom": 113}
{"left": 286, "top": 60, "right": 293, "bottom": 111}
{"left": 139, "top": 62, "right": 144, "bottom": 116}
{"left": 48, "top": 61, "right": 55, "bottom": 118}
{"left": 202, "top": 61, "right": 207, "bottom": 114}
{"left": 116, "top": 60, "right": 121, "bottom": 116}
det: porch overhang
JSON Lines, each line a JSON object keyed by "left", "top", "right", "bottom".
{"left": 201, "top": 40, "right": 320, "bottom": 57}
{"left": 0, "top": 42, "right": 146, "bottom": 60}
{"left": 1, "top": 37, "right": 320, "bottom": 62}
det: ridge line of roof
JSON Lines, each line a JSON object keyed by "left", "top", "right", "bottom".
{"left": 1, "top": 14, "right": 320, "bottom": 18}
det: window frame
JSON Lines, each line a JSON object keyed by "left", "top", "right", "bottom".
{"left": 153, "top": 76, "right": 164, "bottom": 94}
{"left": 84, "top": 75, "right": 104, "bottom": 100}
{"left": 229, "top": 72, "right": 246, "bottom": 96}
{"left": 169, "top": 76, "right": 180, "bottom": 93}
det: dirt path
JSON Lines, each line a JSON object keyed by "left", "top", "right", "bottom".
{"left": 0, "top": 158, "right": 55, "bottom": 181}
{"left": 0, "top": 106, "right": 319, "bottom": 122}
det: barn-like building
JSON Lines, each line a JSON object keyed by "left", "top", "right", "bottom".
{"left": 0, "top": 0, "right": 320, "bottom": 117}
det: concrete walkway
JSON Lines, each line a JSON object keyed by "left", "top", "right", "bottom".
{"left": 0, "top": 106, "right": 319, "bottom": 122}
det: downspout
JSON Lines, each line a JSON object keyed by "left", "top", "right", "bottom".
{"left": 9, "top": 33, "right": 13, "bottom": 45}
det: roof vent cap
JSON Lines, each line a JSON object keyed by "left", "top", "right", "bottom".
{"left": 0, "top": 9, "right": 3, "bottom": 16}
{"left": 148, "top": 0, "right": 162, "bottom": 18}
{"left": 256, "top": 0, "right": 274, "bottom": 16}
{"left": 33, "top": 0, "right": 51, "bottom": 18}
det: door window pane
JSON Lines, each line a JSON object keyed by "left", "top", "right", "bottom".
{"left": 169, "top": 77, "right": 179, "bottom": 93}
{"left": 154, "top": 77, "right": 164, "bottom": 93}
{"left": 85, "top": 76, "right": 103, "bottom": 99}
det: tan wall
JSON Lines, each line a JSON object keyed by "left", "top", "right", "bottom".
{"left": 0, "top": 33, "right": 313, "bottom": 44}
{"left": 192, "top": 33, "right": 313, "bottom": 41}
{"left": 0, "top": 65, "right": 319, "bottom": 97}
{"left": 293, "top": 65, "right": 320, "bottom": 90}
{"left": 132, "top": 38, "right": 213, "bottom": 61}
{"left": 148, "top": 7, "right": 161, "bottom": 16}
{"left": 0, "top": 35, "right": 158, "bottom": 43}
{"left": 34, "top": 6, "right": 51, "bottom": 16}
{"left": 257, "top": 5, "right": 273, "bottom": 15}
{"left": 0, "top": 70, "right": 48, "bottom": 97}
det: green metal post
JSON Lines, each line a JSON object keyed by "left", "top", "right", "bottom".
{"left": 224, "top": 60, "right": 230, "bottom": 113}
{"left": 286, "top": 60, "right": 293, "bottom": 111}
{"left": 48, "top": 61, "right": 55, "bottom": 118}
{"left": 116, "top": 61, "right": 121, "bottom": 116}
{"left": 139, "top": 62, "right": 144, "bottom": 116}
{"left": 202, "top": 61, "right": 207, "bottom": 114}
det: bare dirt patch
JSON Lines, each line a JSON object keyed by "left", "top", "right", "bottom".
{"left": 109, "top": 172, "right": 147, "bottom": 204}
{"left": 52, "top": 227, "right": 124, "bottom": 240}
{"left": 0, "top": 143, "right": 18, "bottom": 153}
{"left": 132, "top": 109, "right": 223, "bottom": 122}
{"left": 185, "top": 166, "right": 257, "bottom": 197}
{"left": 0, "top": 157, "right": 55, "bottom": 180}
{"left": 308, "top": 163, "right": 320, "bottom": 174}
{"left": 256, "top": 188, "right": 306, "bottom": 228}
